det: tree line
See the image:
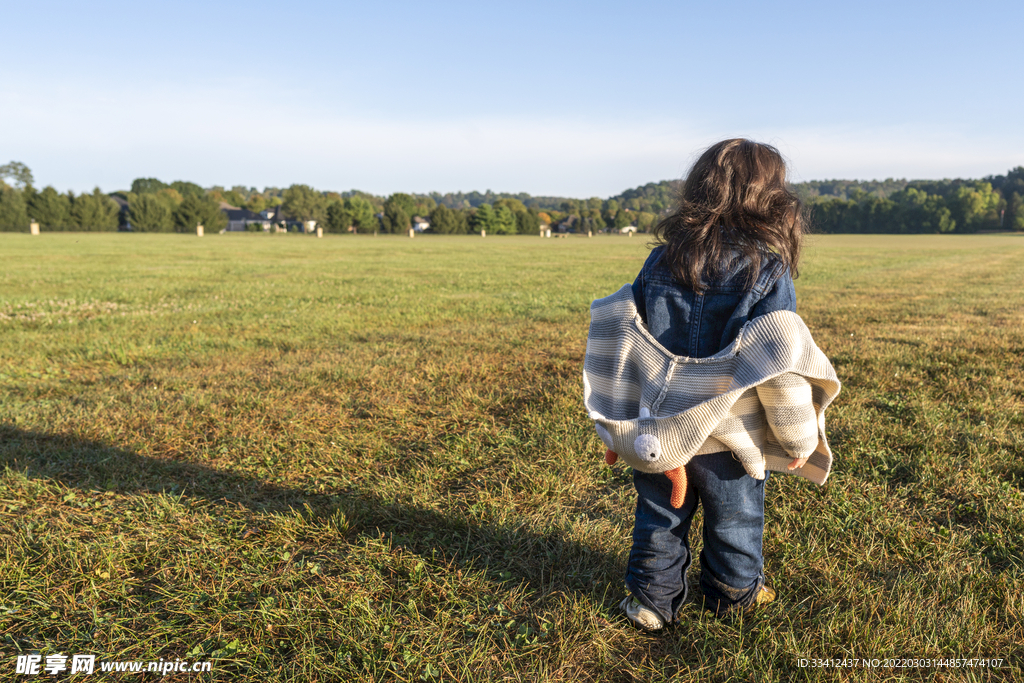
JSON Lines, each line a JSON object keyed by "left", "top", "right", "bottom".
{"left": 0, "top": 162, "right": 665, "bottom": 235}
{"left": 249, "top": 188, "right": 661, "bottom": 235}
{"left": 117, "top": 179, "right": 227, "bottom": 233}
{"left": 0, "top": 162, "right": 121, "bottom": 232}
{"left": 2, "top": 160, "right": 1022, "bottom": 234}
{"left": 800, "top": 171, "right": 1024, "bottom": 233}
{"left": 596, "top": 172, "right": 1024, "bottom": 233}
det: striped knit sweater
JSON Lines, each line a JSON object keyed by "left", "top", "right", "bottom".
{"left": 583, "top": 284, "right": 841, "bottom": 489}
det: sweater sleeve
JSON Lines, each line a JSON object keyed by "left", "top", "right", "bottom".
{"left": 755, "top": 373, "right": 819, "bottom": 460}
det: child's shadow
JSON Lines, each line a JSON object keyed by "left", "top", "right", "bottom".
{"left": 0, "top": 425, "right": 623, "bottom": 596}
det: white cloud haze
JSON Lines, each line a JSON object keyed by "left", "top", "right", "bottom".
{"left": 4, "top": 80, "right": 1020, "bottom": 197}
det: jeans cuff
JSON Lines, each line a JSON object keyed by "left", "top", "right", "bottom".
{"left": 699, "top": 573, "right": 764, "bottom": 617}
{"left": 624, "top": 577, "right": 677, "bottom": 625}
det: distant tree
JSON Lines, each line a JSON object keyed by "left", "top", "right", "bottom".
{"left": 282, "top": 184, "right": 327, "bottom": 224}
{"left": 603, "top": 199, "right": 620, "bottom": 225}
{"left": 792, "top": 178, "right": 909, "bottom": 202}
{"left": 325, "top": 201, "right": 353, "bottom": 233}
{"left": 345, "top": 191, "right": 383, "bottom": 214}
{"left": 172, "top": 194, "right": 226, "bottom": 233}
{"left": 346, "top": 196, "right": 377, "bottom": 233}
{"left": 492, "top": 198, "right": 537, "bottom": 234}
{"left": 131, "top": 178, "right": 168, "bottom": 195}
{"left": 493, "top": 198, "right": 527, "bottom": 215}
{"left": 155, "top": 188, "right": 184, "bottom": 210}
{"left": 560, "top": 199, "right": 580, "bottom": 215}
{"left": 379, "top": 193, "right": 419, "bottom": 233}
{"left": 515, "top": 208, "right": 541, "bottom": 234}
{"left": 1004, "top": 167, "right": 1024, "bottom": 201}
{"left": 244, "top": 193, "right": 269, "bottom": 214}
{"left": 882, "top": 188, "right": 955, "bottom": 234}
{"left": 27, "top": 186, "right": 71, "bottom": 230}
{"left": 1007, "top": 192, "right": 1024, "bottom": 230}
{"left": 380, "top": 203, "right": 410, "bottom": 234}
{"left": 537, "top": 211, "right": 552, "bottom": 225}
{"left": 904, "top": 179, "right": 961, "bottom": 200}
{"left": 385, "top": 193, "right": 418, "bottom": 218}
{"left": 0, "top": 161, "right": 34, "bottom": 189}
{"left": 949, "top": 182, "right": 1000, "bottom": 232}
{"left": 634, "top": 211, "right": 657, "bottom": 232}
{"left": 582, "top": 208, "right": 606, "bottom": 232}
{"left": 808, "top": 192, "right": 956, "bottom": 234}
{"left": 931, "top": 204, "right": 956, "bottom": 233}
{"left": 491, "top": 204, "right": 517, "bottom": 234}
{"left": 453, "top": 208, "right": 471, "bottom": 234}
{"left": 809, "top": 198, "right": 852, "bottom": 233}
{"left": 412, "top": 195, "right": 436, "bottom": 219}
{"left": 609, "top": 180, "right": 679, "bottom": 214}
{"left": 129, "top": 193, "right": 173, "bottom": 232}
{"left": 168, "top": 180, "right": 205, "bottom": 199}
{"left": 429, "top": 204, "right": 459, "bottom": 234}
{"left": 222, "top": 189, "right": 246, "bottom": 207}
{"left": 0, "top": 185, "right": 29, "bottom": 231}
{"left": 547, "top": 210, "right": 566, "bottom": 224}
{"left": 70, "top": 188, "right": 119, "bottom": 231}
{"left": 471, "top": 204, "right": 496, "bottom": 234}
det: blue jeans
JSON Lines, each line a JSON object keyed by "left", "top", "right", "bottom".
{"left": 626, "top": 451, "right": 769, "bottom": 621}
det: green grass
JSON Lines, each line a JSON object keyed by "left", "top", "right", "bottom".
{"left": 1, "top": 232, "right": 1022, "bottom": 681}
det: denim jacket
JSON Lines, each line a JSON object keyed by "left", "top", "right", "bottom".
{"left": 631, "top": 245, "right": 796, "bottom": 359}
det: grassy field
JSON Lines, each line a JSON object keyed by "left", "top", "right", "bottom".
{"left": 1, "top": 232, "right": 1022, "bottom": 682}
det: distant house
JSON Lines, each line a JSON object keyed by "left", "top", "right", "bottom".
{"left": 259, "top": 207, "right": 280, "bottom": 221}
{"left": 217, "top": 204, "right": 301, "bottom": 232}
{"left": 260, "top": 206, "right": 302, "bottom": 232}
{"left": 619, "top": 225, "right": 637, "bottom": 234}
{"left": 411, "top": 215, "right": 430, "bottom": 232}
{"left": 558, "top": 215, "right": 579, "bottom": 233}
{"left": 222, "top": 207, "right": 262, "bottom": 232}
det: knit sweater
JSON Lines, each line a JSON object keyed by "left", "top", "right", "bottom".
{"left": 583, "top": 284, "right": 841, "bottom": 484}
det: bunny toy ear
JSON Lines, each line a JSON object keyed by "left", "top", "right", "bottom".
{"left": 664, "top": 467, "right": 688, "bottom": 508}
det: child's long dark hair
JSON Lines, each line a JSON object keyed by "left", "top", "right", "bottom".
{"left": 652, "top": 139, "right": 805, "bottom": 293}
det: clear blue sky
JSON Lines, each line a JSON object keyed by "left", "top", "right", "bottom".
{"left": 4, "top": 0, "right": 1022, "bottom": 197}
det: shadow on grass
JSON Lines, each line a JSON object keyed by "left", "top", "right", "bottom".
{"left": 0, "top": 425, "right": 623, "bottom": 598}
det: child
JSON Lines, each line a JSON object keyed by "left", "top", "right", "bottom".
{"left": 582, "top": 139, "right": 841, "bottom": 629}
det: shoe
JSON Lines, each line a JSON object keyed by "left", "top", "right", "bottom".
{"left": 746, "top": 585, "right": 776, "bottom": 611}
{"left": 619, "top": 596, "right": 665, "bottom": 631}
